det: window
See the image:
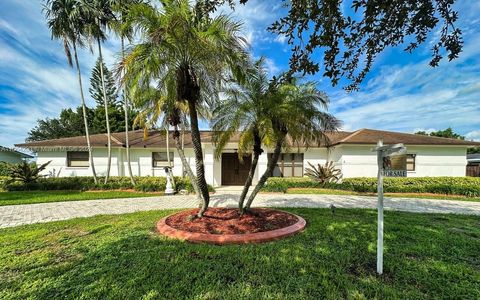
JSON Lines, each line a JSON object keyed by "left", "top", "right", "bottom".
{"left": 387, "top": 154, "right": 416, "bottom": 171}
{"left": 406, "top": 154, "right": 416, "bottom": 171}
{"left": 268, "top": 153, "right": 304, "bottom": 177}
{"left": 152, "top": 152, "right": 174, "bottom": 167}
{"left": 67, "top": 151, "right": 89, "bottom": 167}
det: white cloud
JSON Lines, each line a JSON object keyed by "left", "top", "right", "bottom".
{"left": 274, "top": 34, "right": 287, "bottom": 44}
{"left": 216, "top": 0, "right": 282, "bottom": 47}
{"left": 412, "top": 128, "right": 438, "bottom": 134}
{"left": 466, "top": 130, "right": 480, "bottom": 141}
{"left": 0, "top": 1, "right": 122, "bottom": 148}
{"left": 264, "top": 57, "right": 280, "bottom": 76}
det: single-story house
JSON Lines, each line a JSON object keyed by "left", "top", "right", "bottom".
{"left": 0, "top": 146, "right": 33, "bottom": 164}
{"left": 15, "top": 128, "right": 480, "bottom": 186}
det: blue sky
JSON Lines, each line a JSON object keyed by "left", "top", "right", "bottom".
{"left": 1, "top": 0, "right": 479, "bottom": 149}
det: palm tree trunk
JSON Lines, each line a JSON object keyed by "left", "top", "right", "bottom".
{"left": 187, "top": 99, "right": 210, "bottom": 217}
{"left": 73, "top": 41, "right": 97, "bottom": 184}
{"left": 173, "top": 126, "right": 203, "bottom": 206}
{"left": 121, "top": 37, "right": 135, "bottom": 185}
{"left": 243, "top": 135, "right": 285, "bottom": 213}
{"left": 238, "top": 130, "right": 262, "bottom": 213}
{"left": 97, "top": 37, "right": 112, "bottom": 184}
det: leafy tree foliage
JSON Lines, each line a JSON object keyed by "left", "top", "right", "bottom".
{"left": 415, "top": 127, "right": 465, "bottom": 140}
{"left": 415, "top": 127, "right": 479, "bottom": 154}
{"left": 89, "top": 57, "right": 118, "bottom": 107}
{"left": 218, "top": 0, "right": 463, "bottom": 90}
{"left": 27, "top": 105, "right": 137, "bottom": 141}
{"left": 27, "top": 107, "right": 94, "bottom": 141}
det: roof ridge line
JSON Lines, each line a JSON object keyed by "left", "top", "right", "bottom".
{"left": 368, "top": 128, "right": 475, "bottom": 142}
{"left": 109, "top": 134, "right": 123, "bottom": 146}
{"left": 338, "top": 128, "right": 366, "bottom": 143}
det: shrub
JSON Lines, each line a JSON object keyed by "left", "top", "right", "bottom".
{"left": 4, "top": 176, "right": 214, "bottom": 193}
{"left": 262, "top": 176, "right": 480, "bottom": 197}
{"left": 7, "top": 161, "right": 51, "bottom": 184}
{"left": 0, "top": 162, "right": 12, "bottom": 177}
{"left": 305, "top": 161, "right": 342, "bottom": 184}
{"left": 0, "top": 176, "right": 11, "bottom": 190}
{"left": 263, "top": 177, "right": 322, "bottom": 192}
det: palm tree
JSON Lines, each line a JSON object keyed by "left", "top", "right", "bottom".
{"left": 131, "top": 86, "right": 203, "bottom": 205}
{"left": 109, "top": 0, "right": 140, "bottom": 185}
{"left": 44, "top": 0, "right": 98, "bottom": 183}
{"left": 242, "top": 77, "right": 342, "bottom": 213}
{"left": 83, "top": 0, "right": 116, "bottom": 183}
{"left": 120, "top": 0, "right": 249, "bottom": 217}
{"left": 211, "top": 58, "right": 270, "bottom": 212}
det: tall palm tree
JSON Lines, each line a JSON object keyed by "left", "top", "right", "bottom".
{"left": 83, "top": 0, "right": 115, "bottom": 183}
{"left": 44, "top": 0, "right": 98, "bottom": 183}
{"left": 109, "top": 0, "right": 140, "bottom": 185}
{"left": 120, "top": 0, "right": 249, "bottom": 217}
{"left": 211, "top": 58, "right": 270, "bottom": 212}
{"left": 242, "top": 77, "right": 342, "bottom": 213}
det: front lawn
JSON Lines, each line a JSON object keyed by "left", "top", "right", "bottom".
{"left": 287, "top": 188, "right": 480, "bottom": 202}
{"left": 1, "top": 208, "right": 479, "bottom": 299}
{"left": 0, "top": 190, "right": 163, "bottom": 206}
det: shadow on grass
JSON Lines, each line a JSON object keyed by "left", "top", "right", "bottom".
{"left": 1, "top": 209, "right": 479, "bottom": 299}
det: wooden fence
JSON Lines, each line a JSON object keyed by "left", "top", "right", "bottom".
{"left": 466, "top": 165, "right": 480, "bottom": 177}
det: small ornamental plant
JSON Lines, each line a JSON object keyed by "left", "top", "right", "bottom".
{"left": 305, "top": 161, "right": 342, "bottom": 185}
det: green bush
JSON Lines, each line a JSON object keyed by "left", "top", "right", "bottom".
{"left": 4, "top": 176, "right": 214, "bottom": 193}
{"left": 0, "top": 162, "right": 12, "bottom": 177}
{"left": 262, "top": 176, "right": 480, "bottom": 197}
{"left": 0, "top": 176, "right": 11, "bottom": 190}
{"left": 263, "top": 177, "right": 321, "bottom": 192}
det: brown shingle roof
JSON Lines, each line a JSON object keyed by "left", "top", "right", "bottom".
{"left": 15, "top": 131, "right": 233, "bottom": 150}
{"left": 332, "top": 128, "right": 480, "bottom": 146}
{"left": 15, "top": 128, "right": 480, "bottom": 150}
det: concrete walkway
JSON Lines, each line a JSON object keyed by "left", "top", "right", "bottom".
{"left": 1, "top": 193, "right": 480, "bottom": 228}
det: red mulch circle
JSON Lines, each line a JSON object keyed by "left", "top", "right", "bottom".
{"left": 156, "top": 208, "right": 306, "bottom": 245}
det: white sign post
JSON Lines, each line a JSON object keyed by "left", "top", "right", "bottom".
{"left": 372, "top": 140, "right": 406, "bottom": 274}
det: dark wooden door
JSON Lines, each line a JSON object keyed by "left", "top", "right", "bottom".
{"left": 221, "top": 153, "right": 252, "bottom": 185}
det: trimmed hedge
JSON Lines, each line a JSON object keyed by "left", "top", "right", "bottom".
{"left": 262, "top": 177, "right": 480, "bottom": 197}
{"left": 4, "top": 176, "right": 214, "bottom": 193}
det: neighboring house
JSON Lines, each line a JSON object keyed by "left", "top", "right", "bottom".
{"left": 0, "top": 146, "right": 33, "bottom": 164}
{"left": 15, "top": 128, "right": 480, "bottom": 186}
{"left": 466, "top": 154, "right": 480, "bottom": 177}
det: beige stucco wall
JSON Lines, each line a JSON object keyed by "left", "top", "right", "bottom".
{"left": 336, "top": 145, "right": 467, "bottom": 178}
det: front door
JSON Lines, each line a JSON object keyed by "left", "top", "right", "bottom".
{"left": 221, "top": 153, "right": 252, "bottom": 185}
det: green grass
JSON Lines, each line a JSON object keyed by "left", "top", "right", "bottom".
{"left": 0, "top": 190, "right": 163, "bottom": 206}
{"left": 287, "top": 188, "right": 480, "bottom": 202}
{"left": 0, "top": 208, "right": 479, "bottom": 299}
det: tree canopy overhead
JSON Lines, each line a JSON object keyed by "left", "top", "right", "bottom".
{"left": 217, "top": 0, "right": 463, "bottom": 91}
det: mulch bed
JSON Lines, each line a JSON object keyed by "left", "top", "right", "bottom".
{"left": 165, "top": 208, "right": 299, "bottom": 235}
